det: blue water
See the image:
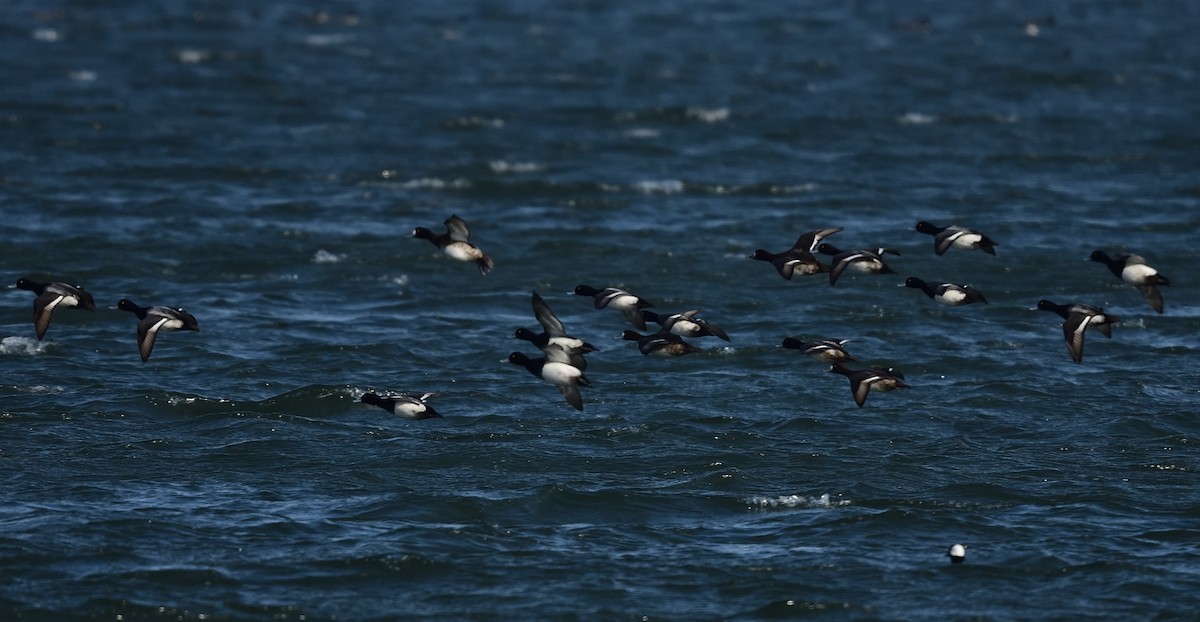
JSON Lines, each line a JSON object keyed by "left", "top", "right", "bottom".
{"left": 3, "top": 1, "right": 1200, "bottom": 619}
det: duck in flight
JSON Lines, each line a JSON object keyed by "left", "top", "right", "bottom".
{"left": 117, "top": 299, "right": 200, "bottom": 362}
{"left": 412, "top": 214, "right": 495, "bottom": 275}
{"left": 915, "top": 221, "right": 997, "bottom": 256}
{"left": 1089, "top": 250, "right": 1170, "bottom": 314}
{"left": 1036, "top": 299, "right": 1119, "bottom": 364}
{"left": 751, "top": 227, "right": 843, "bottom": 280}
{"left": 15, "top": 277, "right": 97, "bottom": 340}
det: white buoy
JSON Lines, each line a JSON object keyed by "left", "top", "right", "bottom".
{"left": 947, "top": 543, "right": 967, "bottom": 564}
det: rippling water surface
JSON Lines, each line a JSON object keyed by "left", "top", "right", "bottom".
{"left": 3, "top": 1, "right": 1199, "bottom": 619}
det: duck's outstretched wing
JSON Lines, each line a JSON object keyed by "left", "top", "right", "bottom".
{"left": 556, "top": 383, "right": 583, "bottom": 411}
{"left": 443, "top": 215, "right": 472, "bottom": 242}
{"left": 532, "top": 292, "right": 567, "bottom": 336}
{"left": 32, "top": 292, "right": 62, "bottom": 340}
{"left": 792, "top": 227, "right": 843, "bottom": 253}
{"left": 135, "top": 317, "right": 168, "bottom": 362}
{"left": 1061, "top": 314, "right": 1090, "bottom": 364}
{"left": 1136, "top": 284, "right": 1164, "bottom": 314}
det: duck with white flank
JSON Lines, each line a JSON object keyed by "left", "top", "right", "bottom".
{"left": 915, "top": 221, "right": 997, "bottom": 256}
{"left": 15, "top": 277, "right": 97, "bottom": 340}
{"left": 412, "top": 214, "right": 494, "bottom": 275}
{"left": 1036, "top": 299, "right": 1120, "bottom": 364}
{"left": 829, "top": 364, "right": 909, "bottom": 408}
{"left": 903, "top": 277, "right": 988, "bottom": 306}
{"left": 516, "top": 291, "right": 598, "bottom": 353}
{"left": 641, "top": 309, "right": 730, "bottom": 342}
{"left": 573, "top": 284, "right": 654, "bottom": 330}
{"left": 620, "top": 330, "right": 700, "bottom": 357}
{"left": 817, "top": 243, "right": 900, "bottom": 286}
{"left": 1089, "top": 250, "right": 1170, "bottom": 314}
{"left": 781, "top": 337, "right": 856, "bottom": 363}
{"left": 750, "top": 227, "right": 843, "bottom": 280}
{"left": 507, "top": 344, "right": 591, "bottom": 411}
{"left": 359, "top": 392, "right": 441, "bottom": 419}
{"left": 116, "top": 299, "right": 200, "bottom": 362}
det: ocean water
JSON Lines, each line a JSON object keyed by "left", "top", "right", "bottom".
{"left": 3, "top": 1, "right": 1199, "bottom": 619}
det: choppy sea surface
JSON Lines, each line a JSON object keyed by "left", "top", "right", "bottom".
{"left": 3, "top": 1, "right": 1199, "bottom": 619}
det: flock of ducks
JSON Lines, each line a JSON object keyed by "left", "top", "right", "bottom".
{"left": 14, "top": 277, "right": 199, "bottom": 362}
{"left": 404, "top": 214, "right": 1168, "bottom": 412}
{"left": 13, "top": 214, "right": 1171, "bottom": 415}
{"left": 751, "top": 221, "right": 1168, "bottom": 402}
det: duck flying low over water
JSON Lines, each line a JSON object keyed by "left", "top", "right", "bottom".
{"left": 781, "top": 337, "right": 856, "bottom": 363}
{"left": 359, "top": 392, "right": 441, "bottom": 419}
{"left": 412, "top": 214, "right": 494, "bottom": 275}
{"left": 15, "top": 277, "right": 97, "bottom": 340}
{"left": 573, "top": 284, "right": 653, "bottom": 330}
{"left": 516, "top": 291, "right": 598, "bottom": 353}
{"left": 642, "top": 309, "right": 730, "bottom": 341}
{"left": 1089, "top": 250, "right": 1170, "bottom": 314}
{"left": 507, "top": 344, "right": 591, "bottom": 411}
{"left": 817, "top": 243, "right": 899, "bottom": 286}
{"left": 903, "top": 277, "right": 988, "bottom": 306}
{"left": 829, "top": 364, "right": 909, "bottom": 408}
{"left": 620, "top": 329, "right": 701, "bottom": 357}
{"left": 116, "top": 299, "right": 200, "bottom": 362}
{"left": 914, "top": 221, "right": 997, "bottom": 256}
{"left": 1036, "top": 299, "right": 1120, "bottom": 364}
{"left": 750, "top": 227, "right": 843, "bottom": 280}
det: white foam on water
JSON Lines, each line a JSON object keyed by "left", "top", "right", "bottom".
{"left": 488, "top": 160, "right": 543, "bottom": 174}
{"left": 633, "top": 179, "right": 685, "bottom": 194}
{"left": 747, "top": 493, "right": 850, "bottom": 510}
{"left": 624, "top": 127, "right": 660, "bottom": 139}
{"left": 685, "top": 106, "right": 730, "bottom": 123}
{"left": 897, "top": 112, "right": 937, "bottom": 125}
{"left": 312, "top": 250, "right": 345, "bottom": 264}
{"left": 399, "top": 177, "right": 471, "bottom": 190}
{"left": 1, "top": 336, "right": 47, "bottom": 356}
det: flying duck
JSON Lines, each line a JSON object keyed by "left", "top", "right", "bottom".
{"left": 15, "top": 277, "right": 97, "bottom": 340}
{"left": 412, "top": 214, "right": 494, "bottom": 274}
{"left": 620, "top": 329, "right": 701, "bottom": 357}
{"left": 750, "top": 227, "right": 843, "bottom": 280}
{"left": 829, "top": 364, "right": 909, "bottom": 407}
{"left": 1089, "top": 250, "right": 1170, "bottom": 313}
{"left": 781, "top": 337, "right": 856, "bottom": 363}
{"left": 116, "top": 299, "right": 200, "bottom": 362}
{"left": 817, "top": 244, "right": 899, "bottom": 286}
{"left": 507, "top": 344, "right": 591, "bottom": 411}
{"left": 573, "top": 285, "right": 654, "bottom": 330}
{"left": 903, "top": 277, "right": 988, "bottom": 306}
{"left": 1036, "top": 299, "right": 1120, "bottom": 364}
{"left": 359, "top": 392, "right": 441, "bottom": 419}
{"left": 641, "top": 309, "right": 730, "bottom": 341}
{"left": 915, "top": 221, "right": 997, "bottom": 255}
{"left": 516, "top": 291, "right": 598, "bottom": 354}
